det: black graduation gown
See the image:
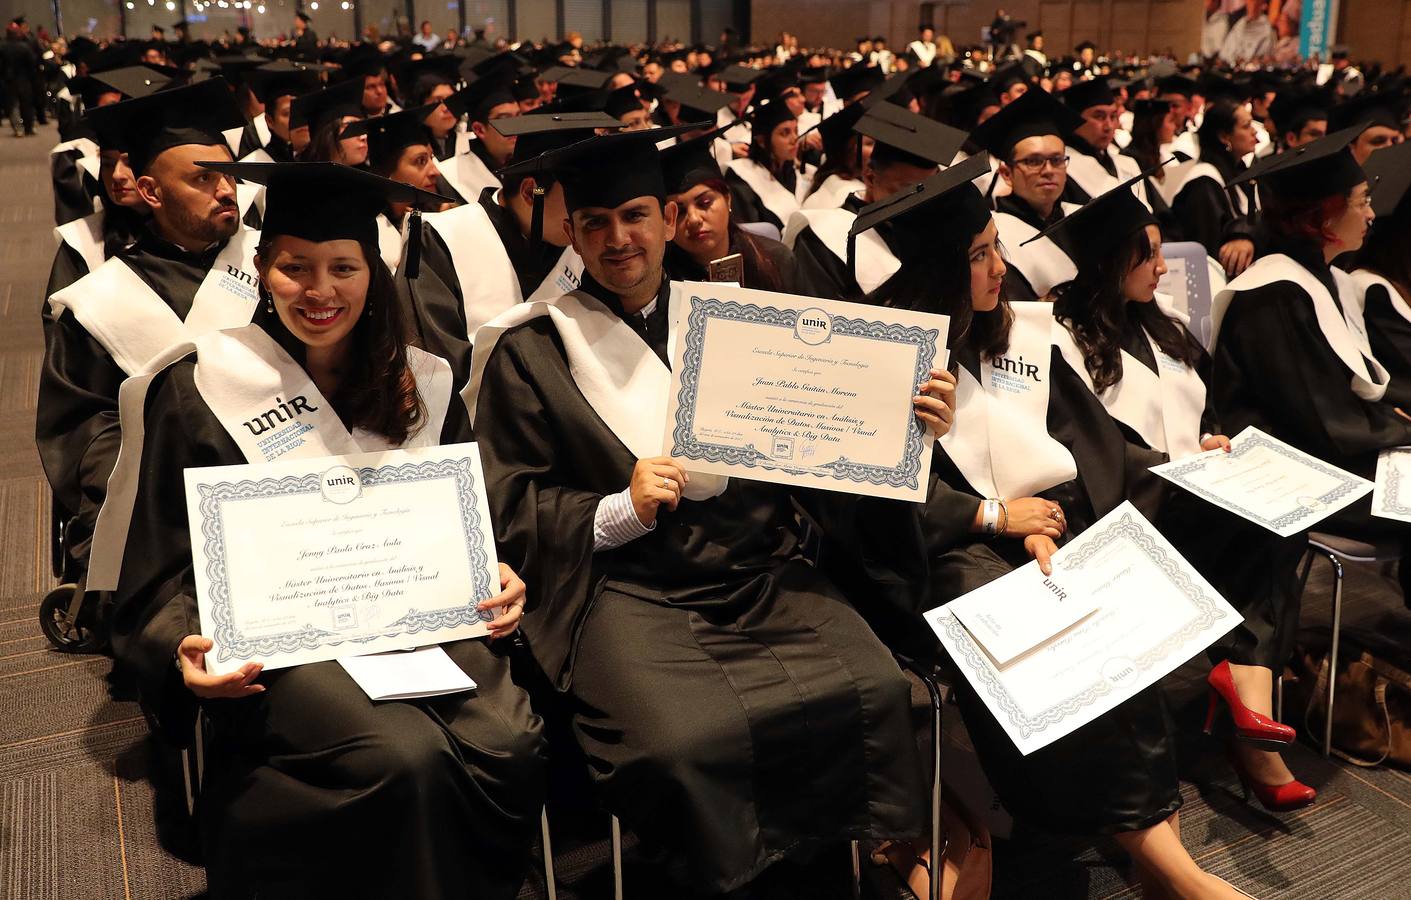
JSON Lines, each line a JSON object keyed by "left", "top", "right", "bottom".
{"left": 477, "top": 186, "right": 568, "bottom": 298}
{"left": 1059, "top": 135, "right": 1117, "bottom": 205}
{"left": 475, "top": 274, "right": 928, "bottom": 893}
{"left": 664, "top": 228, "right": 809, "bottom": 296}
{"left": 1362, "top": 279, "right": 1411, "bottom": 411}
{"left": 1170, "top": 151, "right": 1257, "bottom": 259}
{"left": 788, "top": 194, "right": 879, "bottom": 302}
{"left": 51, "top": 143, "right": 100, "bottom": 226}
{"left": 237, "top": 121, "right": 294, "bottom": 162}
{"left": 1210, "top": 242, "right": 1411, "bottom": 540}
{"left": 43, "top": 201, "right": 149, "bottom": 302}
{"left": 112, "top": 349, "right": 545, "bottom": 900}
{"left": 994, "top": 194, "right": 1080, "bottom": 301}
{"left": 922, "top": 340, "right": 1181, "bottom": 835}
{"left": 1089, "top": 322, "right": 1307, "bottom": 670}
{"left": 725, "top": 163, "right": 804, "bottom": 231}
{"left": 390, "top": 212, "right": 475, "bottom": 387}
{"left": 35, "top": 230, "right": 226, "bottom": 579}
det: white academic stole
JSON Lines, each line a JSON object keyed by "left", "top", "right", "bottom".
{"left": 87, "top": 325, "right": 453, "bottom": 591}
{"left": 1212, "top": 255, "right": 1390, "bottom": 402}
{"left": 439, "top": 150, "right": 501, "bottom": 206}
{"left": 939, "top": 302, "right": 1079, "bottom": 499}
{"left": 801, "top": 174, "right": 864, "bottom": 211}
{"left": 48, "top": 228, "right": 262, "bottom": 375}
{"left": 728, "top": 158, "right": 804, "bottom": 224}
{"left": 1351, "top": 269, "right": 1411, "bottom": 326}
{"left": 782, "top": 207, "right": 900, "bottom": 295}
{"left": 1173, "top": 161, "right": 1250, "bottom": 216}
{"left": 993, "top": 204, "right": 1080, "bottom": 299}
{"left": 53, "top": 210, "right": 106, "bottom": 276}
{"left": 1054, "top": 311, "right": 1206, "bottom": 459}
{"left": 465, "top": 289, "right": 727, "bottom": 501}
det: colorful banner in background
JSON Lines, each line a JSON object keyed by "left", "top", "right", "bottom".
{"left": 1300, "top": 0, "right": 1339, "bottom": 59}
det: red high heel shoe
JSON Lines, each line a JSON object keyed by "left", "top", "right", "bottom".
{"left": 1203, "top": 660, "right": 1296, "bottom": 749}
{"left": 1226, "top": 745, "right": 1317, "bottom": 813}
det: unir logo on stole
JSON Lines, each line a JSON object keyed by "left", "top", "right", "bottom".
{"left": 242, "top": 395, "right": 319, "bottom": 435}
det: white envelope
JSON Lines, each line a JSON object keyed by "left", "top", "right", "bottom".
{"left": 338, "top": 646, "right": 477, "bottom": 701}
{"left": 945, "top": 561, "right": 1100, "bottom": 667}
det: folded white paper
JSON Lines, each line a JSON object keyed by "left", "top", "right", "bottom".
{"left": 1149, "top": 426, "right": 1372, "bottom": 537}
{"left": 928, "top": 502, "right": 1241, "bottom": 755}
{"left": 945, "top": 563, "right": 1100, "bottom": 667}
{"left": 1372, "top": 447, "right": 1411, "bottom": 524}
{"left": 338, "top": 646, "right": 477, "bottom": 701}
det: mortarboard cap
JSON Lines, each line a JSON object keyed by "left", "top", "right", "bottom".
{"left": 551, "top": 67, "right": 614, "bottom": 97}
{"left": 445, "top": 73, "right": 518, "bottom": 122}
{"left": 664, "top": 81, "right": 733, "bottom": 121}
{"left": 660, "top": 124, "right": 732, "bottom": 195}
{"left": 72, "top": 64, "right": 179, "bottom": 109}
{"left": 849, "top": 153, "right": 994, "bottom": 268}
{"left": 831, "top": 64, "right": 886, "bottom": 103}
{"left": 1021, "top": 171, "right": 1158, "bottom": 267}
{"left": 245, "top": 58, "right": 324, "bottom": 105}
{"left": 209, "top": 53, "right": 269, "bottom": 88}
{"left": 1268, "top": 85, "right": 1332, "bottom": 135}
{"left": 1058, "top": 77, "right": 1115, "bottom": 112}
{"left": 968, "top": 87, "right": 1083, "bottom": 160}
{"left": 1329, "top": 89, "right": 1407, "bottom": 134}
{"left": 719, "top": 64, "right": 764, "bottom": 93}
{"left": 198, "top": 161, "right": 448, "bottom": 247}
{"left": 1227, "top": 124, "right": 1367, "bottom": 201}
{"left": 604, "top": 82, "right": 648, "bottom": 120}
{"left": 84, "top": 76, "right": 243, "bottom": 175}
{"left": 809, "top": 102, "right": 868, "bottom": 160}
{"left": 749, "top": 95, "right": 797, "bottom": 141}
{"left": 856, "top": 103, "right": 967, "bottom": 168}
{"left": 290, "top": 77, "right": 364, "bottom": 133}
{"left": 498, "top": 123, "right": 705, "bottom": 213}
{"left": 340, "top": 105, "right": 438, "bottom": 169}
{"left": 1365, "top": 141, "right": 1411, "bottom": 220}
{"left": 1154, "top": 74, "right": 1198, "bottom": 99}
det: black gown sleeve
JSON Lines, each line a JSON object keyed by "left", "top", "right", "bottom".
{"left": 474, "top": 324, "right": 604, "bottom": 689}
{"left": 1172, "top": 176, "right": 1251, "bottom": 257}
{"left": 1211, "top": 282, "right": 1411, "bottom": 475}
{"left": 111, "top": 359, "right": 225, "bottom": 743}
{"left": 51, "top": 147, "right": 96, "bottom": 226}
{"left": 1363, "top": 283, "right": 1411, "bottom": 411}
{"left": 34, "top": 310, "right": 126, "bottom": 517}
{"left": 43, "top": 243, "right": 89, "bottom": 314}
{"left": 789, "top": 226, "right": 854, "bottom": 300}
{"left": 725, "top": 170, "right": 779, "bottom": 229}
{"left": 1002, "top": 265, "right": 1039, "bottom": 302}
{"left": 398, "top": 222, "right": 473, "bottom": 388}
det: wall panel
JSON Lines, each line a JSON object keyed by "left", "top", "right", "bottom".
{"left": 515, "top": 0, "right": 557, "bottom": 42}
{"left": 563, "top": 0, "right": 603, "bottom": 41}
{"left": 656, "top": 0, "right": 690, "bottom": 42}
{"left": 610, "top": 0, "right": 647, "bottom": 42}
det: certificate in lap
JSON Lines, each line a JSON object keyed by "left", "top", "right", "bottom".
{"left": 1150, "top": 426, "right": 1373, "bottom": 537}
{"left": 1373, "top": 447, "right": 1411, "bottom": 523}
{"left": 185, "top": 443, "right": 498, "bottom": 675}
{"left": 665, "top": 282, "right": 947, "bottom": 502}
{"left": 927, "top": 502, "right": 1241, "bottom": 755}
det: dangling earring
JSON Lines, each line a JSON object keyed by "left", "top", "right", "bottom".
{"left": 264, "top": 296, "right": 274, "bottom": 314}
{"left": 365, "top": 301, "right": 373, "bottom": 318}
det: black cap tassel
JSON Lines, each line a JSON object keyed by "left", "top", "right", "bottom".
{"left": 405, "top": 208, "right": 423, "bottom": 280}
{"left": 530, "top": 185, "right": 546, "bottom": 256}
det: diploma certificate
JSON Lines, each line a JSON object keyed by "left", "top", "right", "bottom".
{"left": 185, "top": 444, "right": 498, "bottom": 675}
{"left": 665, "top": 282, "right": 947, "bottom": 502}
{"left": 927, "top": 502, "right": 1241, "bottom": 755}
{"left": 1372, "top": 447, "right": 1411, "bottom": 523}
{"left": 1149, "top": 427, "right": 1372, "bottom": 537}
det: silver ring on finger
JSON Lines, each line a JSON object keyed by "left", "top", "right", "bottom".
{"left": 662, "top": 477, "right": 672, "bottom": 489}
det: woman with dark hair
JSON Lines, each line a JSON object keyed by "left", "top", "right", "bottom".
{"left": 801, "top": 102, "right": 871, "bottom": 209}
{"left": 99, "top": 162, "right": 545, "bottom": 900}
{"left": 724, "top": 95, "right": 816, "bottom": 229}
{"left": 1170, "top": 98, "right": 1259, "bottom": 276}
{"left": 662, "top": 133, "right": 808, "bottom": 294}
{"left": 858, "top": 158, "right": 1255, "bottom": 900}
{"left": 291, "top": 79, "right": 368, "bottom": 166}
{"left": 1045, "top": 181, "right": 1319, "bottom": 816}
{"left": 1352, "top": 142, "right": 1411, "bottom": 409}
{"left": 1123, "top": 98, "right": 1188, "bottom": 242}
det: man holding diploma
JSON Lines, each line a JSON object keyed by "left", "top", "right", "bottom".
{"left": 468, "top": 127, "right": 956, "bottom": 896}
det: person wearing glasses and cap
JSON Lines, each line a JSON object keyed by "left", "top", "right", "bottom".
{"left": 968, "top": 88, "right": 1084, "bottom": 301}
{"left": 38, "top": 79, "right": 259, "bottom": 597}
{"left": 466, "top": 126, "right": 952, "bottom": 896}
{"left": 855, "top": 156, "right": 1257, "bottom": 900}
{"left": 95, "top": 161, "right": 545, "bottom": 900}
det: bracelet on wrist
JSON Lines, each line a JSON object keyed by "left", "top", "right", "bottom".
{"left": 980, "top": 498, "right": 1001, "bottom": 536}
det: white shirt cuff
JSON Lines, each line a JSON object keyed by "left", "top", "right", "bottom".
{"left": 593, "top": 487, "right": 655, "bottom": 551}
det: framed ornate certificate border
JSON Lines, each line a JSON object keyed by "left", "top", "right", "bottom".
{"left": 928, "top": 503, "right": 1241, "bottom": 755}
{"left": 186, "top": 445, "right": 498, "bottom": 674}
{"left": 666, "top": 283, "right": 947, "bottom": 501}
{"left": 1372, "top": 447, "right": 1411, "bottom": 523}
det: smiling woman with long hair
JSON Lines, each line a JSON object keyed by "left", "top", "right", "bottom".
{"left": 99, "top": 162, "right": 545, "bottom": 900}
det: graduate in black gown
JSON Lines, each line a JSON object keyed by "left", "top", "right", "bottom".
{"left": 102, "top": 162, "right": 545, "bottom": 900}
{"left": 238, "top": 61, "right": 322, "bottom": 162}
{"left": 859, "top": 157, "right": 1256, "bottom": 900}
{"left": 292, "top": 79, "right": 367, "bottom": 166}
{"left": 1211, "top": 129, "right": 1411, "bottom": 563}
{"left": 1352, "top": 142, "right": 1411, "bottom": 409}
{"left": 660, "top": 129, "right": 809, "bottom": 294}
{"left": 1170, "top": 98, "right": 1260, "bottom": 278}
{"left": 468, "top": 128, "right": 951, "bottom": 895}
{"left": 724, "top": 95, "right": 816, "bottom": 230}
{"left": 37, "top": 79, "right": 255, "bottom": 588}
{"left": 1039, "top": 180, "right": 1317, "bottom": 814}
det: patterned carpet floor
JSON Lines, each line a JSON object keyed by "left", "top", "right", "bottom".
{"left": 2, "top": 123, "right": 1409, "bottom": 899}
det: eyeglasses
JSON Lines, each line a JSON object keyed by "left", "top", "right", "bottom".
{"left": 1012, "top": 155, "right": 1070, "bottom": 173}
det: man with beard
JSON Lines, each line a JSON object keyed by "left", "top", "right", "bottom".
{"left": 37, "top": 78, "right": 259, "bottom": 593}
{"left": 465, "top": 127, "right": 943, "bottom": 894}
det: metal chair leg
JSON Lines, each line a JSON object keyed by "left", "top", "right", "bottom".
{"left": 1325, "top": 551, "right": 1345, "bottom": 759}
{"left": 539, "top": 809, "right": 557, "bottom": 900}
{"left": 897, "top": 655, "right": 947, "bottom": 900}
{"left": 610, "top": 813, "right": 624, "bottom": 900}
{"left": 849, "top": 840, "right": 862, "bottom": 900}
{"left": 1275, "top": 674, "right": 1284, "bottom": 724}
